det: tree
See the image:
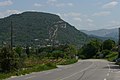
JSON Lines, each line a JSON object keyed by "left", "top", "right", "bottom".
{"left": 52, "top": 50, "right": 64, "bottom": 59}
{"left": 26, "top": 46, "right": 30, "bottom": 57}
{"left": 101, "top": 50, "right": 111, "bottom": 58}
{"left": 0, "top": 46, "right": 21, "bottom": 72}
{"left": 78, "top": 40, "right": 102, "bottom": 59}
{"left": 15, "top": 46, "right": 23, "bottom": 57}
{"left": 103, "top": 39, "right": 115, "bottom": 50}
{"left": 64, "top": 45, "right": 77, "bottom": 59}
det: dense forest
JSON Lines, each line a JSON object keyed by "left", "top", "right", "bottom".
{"left": 0, "top": 12, "right": 95, "bottom": 47}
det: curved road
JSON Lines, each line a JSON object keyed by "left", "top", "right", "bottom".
{"left": 7, "top": 59, "right": 120, "bottom": 80}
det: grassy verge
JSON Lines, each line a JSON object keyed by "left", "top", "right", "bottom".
{"left": 106, "top": 52, "right": 118, "bottom": 62}
{"left": 57, "top": 59, "right": 78, "bottom": 65}
{"left": 0, "top": 63, "right": 57, "bottom": 80}
{"left": 0, "top": 58, "right": 78, "bottom": 80}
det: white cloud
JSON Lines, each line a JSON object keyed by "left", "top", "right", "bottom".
{"left": 68, "top": 3, "right": 73, "bottom": 6}
{"left": 47, "top": 0, "right": 57, "bottom": 3}
{"left": 7, "top": 10, "right": 20, "bottom": 14}
{"left": 47, "top": 0, "right": 57, "bottom": 5}
{"left": 55, "top": 3, "right": 65, "bottom": 7}
{"left": 82, "top": 18, "right": 95, "bottom": 28}
{"left": 55, "top": 3, "right": 73, "bottom": 7}
{"left": 93, "top": 11, "right": 111, "bottom": 16}
{"left": 103, "top": 20, "right": 120, "bottom": 29}
{"left": 63, "top": 12, "right": 81, "bottom": 17}
{"left": 47, "top": 0, "right": 73, "bottom": 7}
{"left": 34, "top": 3, "right": 43, "bottom": 7}
{"left": 0, "top": 10, "right": 21, "bottom": 18}
{"left": 102, "top": 1, "right": 118, "bottom": 9}
{"left": 35, "top": 0, "right": 73, "bottom": 8}
{"left": 109, "top": 21, "right": 120, "bottom": 26}
{"left": 73, "top": 17, "right": 82, "bottom": 22}
{"left": 88, "top": 23, "right": 95, "bottom": 27}
{"left": 87, "top": 18, "right": 93, "bottom": 23}
{"left": 59, "top": 12, "right": 96, "bottom": 30}
{"left": 0, "top": 0, "right": 13, "bottom": 7}
{"left": 62, "top": 12, "right": 82, "bottom": 24}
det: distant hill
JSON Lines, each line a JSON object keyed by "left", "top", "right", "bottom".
{"left": 0, "top": 12, "right": 94, "bottom": 47}
{"left": 81, "top": 28, "right": 118, "bottom": 41}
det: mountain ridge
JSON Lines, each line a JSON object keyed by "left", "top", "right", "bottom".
{"left": 0, "top": 11, "right": 94, "bottom": 47}
{"left": 81, "top": 28, "right": 118, "bottom": 41}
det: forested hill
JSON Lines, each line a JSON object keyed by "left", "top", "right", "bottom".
{"left": 0, "top": 12, "right": 94, "bottom": 47}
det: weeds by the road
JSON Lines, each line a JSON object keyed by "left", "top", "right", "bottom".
{"left": 0, "top": 58, "right": 78, "bottom": 80}
{"left": 0, "top": 63, "right": 57, "bottom": 80}
{"left": 57, "top": 59, "right": 78, "bottom": 65}
{"left": 106, "top": 52, "right": 118, "bottom": 62}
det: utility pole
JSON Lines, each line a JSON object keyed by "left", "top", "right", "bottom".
{"left": 118, "top": 28, "right": 120, "bottom": 58}
{"left": 11, "top": 21, "right": 13, "bottom": 51}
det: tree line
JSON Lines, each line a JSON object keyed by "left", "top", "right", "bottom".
{"left": 0, "top": 39, "right": 117, "bottom": 73}
{"left": 0, "top": 44, "right": 77, "bottom": 72}
{"left": 78, "top": 39, "right": 116, "bottom": 59}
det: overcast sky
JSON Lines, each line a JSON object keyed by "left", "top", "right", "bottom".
{"left": 0, "top": 0, "right": 120, "bottom": 30}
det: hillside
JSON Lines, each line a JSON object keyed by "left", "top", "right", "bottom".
{"left": 81, "top": 28, "right": 118, "bottom": 41}
{"left": 0, "top": 12, "right": 94, "bottom": 47}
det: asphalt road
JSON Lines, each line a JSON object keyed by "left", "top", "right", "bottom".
{"left": 7, "top": 59, "right": 120, "bottom": 80}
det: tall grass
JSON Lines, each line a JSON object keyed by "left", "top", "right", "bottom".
{"left": 0, "top": 63, "right": 57, "bottom": 80}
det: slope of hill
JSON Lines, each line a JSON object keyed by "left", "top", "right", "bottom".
{"left": 0, "top": 12, "right": 94, "bottom": 47}
{"left": 81, "top": 28, "right": 118, "bottom": 41}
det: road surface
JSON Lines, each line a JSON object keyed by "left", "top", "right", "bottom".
{"left": 7, "top": 59, "right": 120, "bottom": 80}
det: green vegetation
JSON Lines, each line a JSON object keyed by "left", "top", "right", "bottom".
{"left": 0, "top": 11, "right": 119, "bottom": 80}
{"left": 0, "top": 46, "right": 22, "bottom": 72}
{"left": 103, "top": 39, "right": 115, "bottom": 50}
{"left": 0, "top": 63, "right": 56, "bottom": 79}
{"left": 106, "top": 52, "right": 118, "bottom": 62}
{"left": 0, "top": 38, "right": 119, "bottom": 80}
{"left": 57, "top": 59, "right": 78, "bottom": 65}
{"left": 78, "top": 40, "right": 102, "bottom": 59}
{"left": 78, "top": 39, "right": 118, "bottom": 61}
{"left": 0, "top": 12, "right": 94, "bottom": 47}
{"left": 0, "top": 44, "right": 78, "bottom": 79}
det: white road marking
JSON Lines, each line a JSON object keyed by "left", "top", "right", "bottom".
{"left": 59, "top": 61, "right": 94, "bottom": 80}
{"left": 107, "top": 64, "right": 111, "bottom": 73}
{"left": 104, "top": 78, "right": 107, "bottom": 80}
{"left": 107, "top": 73, "right": 109, "bottom": 76}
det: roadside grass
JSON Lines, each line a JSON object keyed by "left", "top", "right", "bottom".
{"left": 0, "top": 62, "right": 57, "bottom": 80}
{"left": 106, "top": 52, "right": 118, "bottom": 62}
{"left": 57, "top": 59, "right": 78, "bottom": 65}
{"left": 0, "top": 58, "right": 78, "bottom": 80}
{"left": 0, "top": 73, "right": 15, "bottom": 80}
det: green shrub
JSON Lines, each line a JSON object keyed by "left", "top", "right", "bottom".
{"left": 45, "top": 63, "right": 56, "bottom": 68}
{"left": 102, "top": 50, "right": 111, "bottom": 57}
{"left": 106, "top": 52, "right": 118, "bottom": 61}
{"left": 58, "top": 59, "right": 78, "bottom": 65}
{"left": 0, "top": 63, "right": 57, "bottom": 80}
{"left": 0, "top": 46, "right": 22, "bottom": 72}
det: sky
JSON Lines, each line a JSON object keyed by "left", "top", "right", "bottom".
{"left": 0, "top": 0, "right": 120, "bottom": 30}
